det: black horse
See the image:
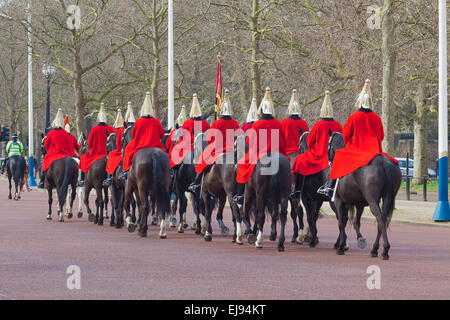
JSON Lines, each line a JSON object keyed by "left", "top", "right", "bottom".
{"left": 328, "top": 132, "right": 401, "bottom": 259}
{"left": 243, "top": 152, "right": 292, "bottom": 252}
{"left": 105, "top": 132, "right": 136, "bottom": 229}
{"left": 6, "top": 155, "right": 26, "bottom": 200}
{"left": 122, "top": 129, "right": 171, "bottom": 238}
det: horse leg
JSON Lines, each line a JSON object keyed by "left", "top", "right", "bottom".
{"left": 177, "top": 192, "right": 186, "bottom": 233}
{"left": 137, "top": 188, "right": 149, "bottom": 237}
{"left": 296, "top": 203, "right": 307, "bottom": 244}
{"left": 159, "top": 197, "right": 167, "bottom": 240}
{"left": 77, "top": 185, "right": 84, "bottom": 218}
{"left": 269, "top": 206, "right": 278, "bottom": 242}
{"left": 103, "top": 186, "right": 109, "bottom": 219}
{"left": 110, "top": 185, "right": 117, "bottom": 227}
{"left": 124, "top": 181, "right": 135, "bottom": 232}
{"left": 289, "top": 197, "right": 299, "bottom": 243}
{"left": 8, "top": 175, "right": 12, "bottom": 199}
{"left": 308, "top": 200, "right": 321, "bottom": 248}
{"left": 84, "top": 184, "right": 94, "bottom": 222}
{"left": 335, "top": 200, "right": 348, "bottom": 255}
{"left": 278, "top": 199, "right": 289, "bottom": 252}
{"left": 46, "top": 187, "right": 53, "bottom": 220}
{"left": 69, "top": 183, "right": 77, "bottom": 219}
{"left": 151, "top": 192, "right": 159, "bottom": 226}
{"left": 254, "top": 198, "right": 266, "bottom": 249}
{"left": 353, "top": 206, "right": 367, "bottom": 249}
{"left": 229, "top": 193, "right": 243, "bottom": 245}
{"left": 369, "top": 201, "right": 389, "bottom": 260}
{"left": 217, "top": 194, "right": 229, "bottom": 236}
{"left": 202, "top": 191, "right": 213, "bottom": 242}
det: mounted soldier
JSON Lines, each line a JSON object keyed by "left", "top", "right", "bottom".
{"left": 319, "top": 79, "right": 398, "bottom": 197}
{"left": 1, "top": 133, "right": 24, "bottom": 175}
{"left": 188, "top": 89, "right": 241, "bottom": 193}
{"left": 281, "top": 89, "right": 309, "bottom": 157}
{"left": 233, "top": 87, "right": 289, "bottom": 204}
{"left": 120, "top": 92, "right": 166, "bottom": 180}
{"left": 103, "top": 108, "right": 125, "bottom": 187}
{"left": 78, "top": 103, "right": 114, "bottom": 187}
{"left": 291, "top": 90, "right": 343, "bottom": 197}
{"left": 64, "top": 115, "right": 80, "bottom": 158}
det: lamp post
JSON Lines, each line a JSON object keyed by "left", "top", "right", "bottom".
{"left": 42, "top": 62, "right": 56, "bottom": 131}
{"left": 168, "top": 0, "right": 174, "bottom": 130}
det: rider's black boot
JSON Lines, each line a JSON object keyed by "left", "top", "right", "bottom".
{"left": 188, "top": 172, "right": 203, "bottom": 194}
{"left": 38, "top": 171, "right": 46, "bottom": 189}
{"left": 289, "top": 174, "right": 302, "bottom": 200}
{"left": 77, "top": 172, "right": 86, "bottom": 187}
{"left": 317, "top": 179, "right": 336, "bottom": 198}
{"left": 102, "top": 174, "right": 112, "bottom": 187}
{"left": 232, "top": 183, "right": 245, "bottom": 205}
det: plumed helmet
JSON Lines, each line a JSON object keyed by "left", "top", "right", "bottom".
{"left": 176, "top": 105, "right": 188, "bottom": 127}
{"left": 287, "top": 89, "right": 301, "bottom": 116}
{"left": 97, "top": 103, "right": 108, "bottom": 123}
{"left": 113, "top": 108, "right": 124, "bottom": 128}
{"left": 52, "top": 108, "right": 65, "bottom": 128}
{"left": 258, "top": 87, "right": 275, "bottom": 116}
{"left": 64, "top": 115, "right": 71, "bottom": 133}
{"left": 189, "top": 94, "right": 202, "bottom": 118}
{"left": 246, "top": 98, "right": 259, "bottom": 123}
{"left": 356, "top": 79, "right": 373, "bottom": 109}
{"left": 139, "top": 92, "right": 154, "bottom": 117}
{"left": 320, "top": 91, "right": 334, "bottom": 118}
{"left": 124, "top": 102, "right": 136, "bottom": 123}
{"left": 219, "top": 89, "right": 233, "bottom": 116}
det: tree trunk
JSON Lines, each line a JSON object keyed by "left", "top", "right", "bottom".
{"left": 412, "top": 85, "right": 428, "bottom": 186}
{"left": 381, "top": 0, "right": 396, "bottom": 155}
{"left": 151, "top": 2, "right": 161, "bottom": 121}
{"left": 74, "top": 46, "right": 86, "bottom": 137}
{"left": 250, "top": 0, "right": 262, "bottom": 104}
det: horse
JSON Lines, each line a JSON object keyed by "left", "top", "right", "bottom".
{"left": 122, "top": 128, "right": 171, "bottom": 238}
{"left": 6, "top": 155, "right": 26, "bottom": 200}
{"left": 78, "top": 133, "right": 109, "bottom": 225}
{"left": 105, "top": 132, "right": 137, "bottom": 229}
{"left": 41, "top": 136, "right": 78, "bottom": 222}
{"left": 243, "top": 152, "right": 292, "bottom": 251}
{"left": 328, "top": 132, "right": 402, "bottom": 259}
{"left": 200, "top": 133, "right": 247, "bottom": 244}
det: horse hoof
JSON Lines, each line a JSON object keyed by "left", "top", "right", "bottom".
{"left": 159, "top": 234, "right": 167, "bottom": 239}
{"left": 269, "top": 233, "right": 277, "bottom": 241}
{"left": 371, "top": 251, "right": 378, "bottom": 258}
{"left": 169, "top": 216, "right": 177, "bottom": 226}
{"left": 309, "top": 239, "right": 319, "bottom": 248}
{"left": 8, "top": 195, "right": 12, "bottom": 199}
{"left": 254, "top": 243, "right": 263, "bottom": 249}
{"left": 278, "top": 246, "right": 285, "bottom": 252}
{"left": 381, "top": 254, "right": 389, "bottom": 261}
{"left": 88, "top": 214, "right": 95, "bottom": 223}
{"left": 177, "top": 225, "right": 184, "bottom": 233}
{"left": 190, "top": 222, "right": 197, "bottom": 230}
{"left": 128, "top": 224, "right": 136, "bottom": 233}
{"left": 138, "top": 231, "right": 147, "bottom": 238}
{"left": 183, "top": 223, "right": 189, "bottom": 229}
{"left": 220, "top": 226, "right": 230, "bottom": 236}
{"left": 169, "top": 223, "right": 176, "bottom": 228}
{"left": 358, "top": 238, "right": 367, "bottom": 249}
{"left": 195, "top": 228, "right": 201, "bottom": 235}
{"left": 204, "top": 235, "right": 212, "bottom": 242}
{"left": 247, "top": 234, "right": 257, "bottom": 245}
{"left": 46, "top": 215, "right": 52, "bottom": 220}
{"left": 67, "top": 213, "right": 73, "bottom": 219}
{"left": 77, "top": 212, "right": 83, "bottom": 219}
{"left": 291, "top": 236, "right": 297, "bottom": 243}
{"left": 236, "top": 238, "right": 243, "bottom": 245}
{"left": 98, "top": 221, "right": 103, "bottom": 226}
{"left": 336, "top": 249, "right": 345, "bottom": 255}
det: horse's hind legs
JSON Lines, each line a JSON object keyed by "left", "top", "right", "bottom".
{"left": 353, "top": 206, "right": 366, "bottom": 249}
{"left": 46, "top": 188, "right": 53, "bottom": 220}
{"left": 369, "top": 202, "right": 389, "bottom": 260}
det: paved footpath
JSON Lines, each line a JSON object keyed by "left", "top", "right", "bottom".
{"left": 0, "top": 180, "right": 449, "bottom": 300}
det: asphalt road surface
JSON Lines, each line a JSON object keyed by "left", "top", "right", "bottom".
{"left": 0, "top": 181, "right": 449, "bottom": 300}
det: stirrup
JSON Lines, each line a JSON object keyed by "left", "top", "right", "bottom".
{"left": 289, "top": 190, "right": 301, "bottom": 200}
{"left": 77, "top": 180, "right": 85, "bottom": 187}
{"left": 38, "top": 181, "right": 45, "bottom": 189}
{"left": 102, "top": 178, "right": 112, "bottom": 187}
{"left": 232, "top": 194, "right": 244, "bottom": 205}
{"left": 317, "top": 185, "right": 332, "bottom": 197}
{"left": 118, "top": 171, "right": 128, "bottom": 180}
{"left": 187, "top": 183, "right": 200, "bottom": 194}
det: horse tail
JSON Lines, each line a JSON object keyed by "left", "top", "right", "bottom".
{"left": 347, "top": 205, "right": 355, "bottom": 226}
{"left": 59, "top": 157, "right": 73, "bottom": 209}
{"left": 151, "top": 150, "right": 170, "bottom": 215}
{"left": 270, "top": 157, "right": 282, "bottom": 214}
{"left": 382, "top": 158, "right": 397, "bottom": 227}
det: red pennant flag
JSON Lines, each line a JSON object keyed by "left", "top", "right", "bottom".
{"left": 215, "top": 54, "right": 223, "bottom": 119}
{"left": 64, "top": 115, "right": 71, "bottom": 133}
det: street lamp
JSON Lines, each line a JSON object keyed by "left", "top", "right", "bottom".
{"left": 42, "top": 62, "right": 56, "bottom": 131}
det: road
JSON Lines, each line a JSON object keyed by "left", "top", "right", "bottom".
{"left": 0, "top": 180, "right": 449, "bottom": 300}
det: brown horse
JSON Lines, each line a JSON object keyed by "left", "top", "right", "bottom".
{"left": 328, "top": 132, "right": 402, "bottom": 259}
{"left": 78, "top": 133, "right": 109, "bottom": 225}
{"left": 41, "top": 135, "right": 78, "bottom": 221}
{"left": 122, "top": 128, "right": 171, "bottom": 238}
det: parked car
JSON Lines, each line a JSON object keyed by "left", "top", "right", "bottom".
{"left": 395, "top": 158, "right": 437, "bottom": 178}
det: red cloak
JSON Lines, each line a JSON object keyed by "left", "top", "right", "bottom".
{"left": 236, "top": 118, "right": 289, "bottom": 184}
{"left": 122, "top": 117, "right": 165, "bottom": 171}
{"left": 42, "top": 129, "right": 73, "bottom": 171}
{"left": 170, "top": 118, "right": 210, "bottom": 168}
{"left": 106, "top": 126, "right": 125, "bottom": 175}
{"left": 281, "top": 117, "right": 310, "bottom": 155}
{"left": 69, "top": 134, "right": 80, "bottom": 157}
{"left": 329, "top": 109, "right": 398, "bottom": 179}
{"left": 195, "top": 117, "right": 241, "bottom": 174}
{"left": 80, "top": 124, "right": 114, "bottom": 173}
{"left": 241, "top": 122, "right": 254, "bottom": 133}
{"left": 292, "top": 119, "right": 342, "bottom": 176}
